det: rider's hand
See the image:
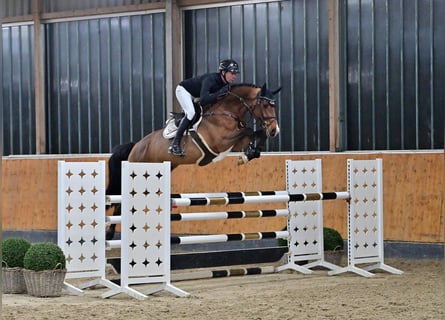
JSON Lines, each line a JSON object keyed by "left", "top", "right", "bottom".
{"left": 216, "top": 85, "right": 230, "bottom": 99}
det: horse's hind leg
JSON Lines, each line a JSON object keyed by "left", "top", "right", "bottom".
{"left": 106, "top": 204, "right": 121, "bottom": 240}
{"left": 106, "top": 142, "right": 135, "bottom": 240}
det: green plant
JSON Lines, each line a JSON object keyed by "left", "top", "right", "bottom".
{"left": 2, "top": 237, "right": 31, "bottom": 268}
{"left": 23, "top": 242, "right": 66, "bottom": 272}
{"left": 323, "top": 227, "right": 344, "bottom": 251}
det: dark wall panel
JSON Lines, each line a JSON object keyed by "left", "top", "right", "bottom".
{"left": 346, "top": 0, "right": 444, "bottom": 150}
{"left": 2, "top": 0, "right": 444, "bottom": 155}
{"left": 2, "top": 25, "right": 35, "bottom": 155}
{"left": 184, "top": 0, "right": 330, "bottom": 152}
{"left": 45, "top": 13, "right": 165, "bottom": 154}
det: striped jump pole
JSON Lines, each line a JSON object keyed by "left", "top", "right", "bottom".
{"left": 172, "top": 266, "right": 276, "bottom": 282}
{"left": 107, "top": 209, "right": 290, "bottom": 224}
{"left": 106, "top": 190, "right": 289, "bottom": 205}
{"left": 171, "top": 231, "right": 289, "bottom": 245}
{"left": 107, "top": 191, "right": 350, "bottom": 206}
{"left": 171, "top": 191, "right": 350, "bottom": 207}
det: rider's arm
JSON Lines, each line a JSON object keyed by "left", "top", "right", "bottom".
{"left": 199, "top": 75, "right": 227, "bottom": 106}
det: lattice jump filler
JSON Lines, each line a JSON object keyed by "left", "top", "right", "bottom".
{"left": 102, "top": 161, "right": 188, "bottom": 299}
{"left": 58, "top": 161, "right": 120, "bottom": 296}
{"left": 328, "top": 159, "right": 403, "bottom": 277}
{"left": 277, "top": 159, "right": 343, "bottom": 274}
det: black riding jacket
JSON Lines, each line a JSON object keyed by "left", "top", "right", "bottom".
{"left": 179, "top": 72, "right": 227, "bottom": 106}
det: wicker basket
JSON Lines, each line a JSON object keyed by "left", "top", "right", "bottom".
{"left": 2, "top": 267, "right": 27, "bottom": 294}
{"left": 324, "top": 250, "right": 345, "bottom": 266}
{"left": 23, "top": 269, "right": 66, "bottom": 297}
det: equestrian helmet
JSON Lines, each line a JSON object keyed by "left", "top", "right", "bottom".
{"left": 219, "top": 59, "right": 240, "bottom": 74}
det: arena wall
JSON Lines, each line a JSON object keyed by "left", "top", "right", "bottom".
{"left": 2, "top": 151, "right": 443, "bottom": 244}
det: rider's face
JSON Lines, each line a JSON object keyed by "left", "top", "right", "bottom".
{"left": 223, "top": 71, "right": 237, "bottom": 83}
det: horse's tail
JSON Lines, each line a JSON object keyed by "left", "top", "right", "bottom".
{"left": 105, "top": 142, "right": 136, "bottom": 196}
{"left": 106, "top": 142, "right": 135, "bottom": 241}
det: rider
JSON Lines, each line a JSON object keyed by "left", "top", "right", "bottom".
{"left": 168, "top": 59, "right": 240, "bottom": 156}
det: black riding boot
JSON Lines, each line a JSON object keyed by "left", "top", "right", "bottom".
{"left": 169, "top": 117, "right": 191, "bottom": 156}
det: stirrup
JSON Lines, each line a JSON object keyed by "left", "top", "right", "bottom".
{"left": 168, "top": 144, "right": 185, "bottom": 157}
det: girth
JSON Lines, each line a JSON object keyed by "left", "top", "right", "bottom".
{"left": 189, "top": 131, "right": 219, "bottom": 166}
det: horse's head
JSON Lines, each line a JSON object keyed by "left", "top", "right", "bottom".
{"left": 218, "top": 83, "right": 281, "bottom": 138}
{"left": 255, "top": 83, "right": 281, "bottom": 137}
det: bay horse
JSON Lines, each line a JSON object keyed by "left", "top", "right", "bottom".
{"left": 106, "top": 83, "right": 281, "bottom": 240}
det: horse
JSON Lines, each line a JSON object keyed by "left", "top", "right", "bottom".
{"left": 105, "top": 83, "right": 281, "bottom": 240}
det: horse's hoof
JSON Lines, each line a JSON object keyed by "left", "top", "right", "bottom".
{"left": 246, "top": 149, "right": 261, "bottom": 160}
{"left": 237, "top": 154, "right": 249, "bottom": 165}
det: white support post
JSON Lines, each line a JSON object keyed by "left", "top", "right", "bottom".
{"left": 277, "top": 159, "right": 342, "bottom": 274}
{"left": 102, "top": 161, "right": 189, "bottom": 300}
{"left": 58, "top": 161, "right": 120, "bottom": 295}
{"left": 328, "top": 159, "right": 403, "bottom": 277}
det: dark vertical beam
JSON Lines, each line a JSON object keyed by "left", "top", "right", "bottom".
{"left": 328, "top": 0, "right": 341, "bottom": 151}
{"left": 0, "top": 0, "right": 5, "bottom": 234}
{"left": 165, "top": 0, "right": 183, "bottom": 113}
{"left": 33, "top": 0, "right": 46, "bottom": 154}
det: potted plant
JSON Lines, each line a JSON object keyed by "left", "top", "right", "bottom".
{"left": 323, "top": 227, "right": 345, "bottom": 265}
{"left": 22, "top": 242, "right": 67, "bottom": 297}
{"left": 2, "top": 237, "right": 31, "bottom": 293}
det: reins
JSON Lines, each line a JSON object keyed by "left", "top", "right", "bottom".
{"left": 202, "top": 87, "right": 277, "bottom": 130}
{"left": 229, "top": 90, "right": 278, "bottom": 127}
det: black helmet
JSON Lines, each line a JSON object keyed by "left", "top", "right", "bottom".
{"left": 218, "top": 59, "right": 240, "bottom": 74}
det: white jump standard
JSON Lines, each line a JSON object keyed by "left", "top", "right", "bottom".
{"left": 57, "top": 158, "right": 402, "bottom": 300}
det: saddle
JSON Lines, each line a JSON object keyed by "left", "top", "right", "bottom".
{"left": 162, "top": 105, "right": 229, "bottom": 166}
{"left": 162, "top": 102, "right": 203, "bottom": 139}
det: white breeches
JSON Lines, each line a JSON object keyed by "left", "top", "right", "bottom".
{"left": 175, "top": 85, "right": 195, "bottom": 121}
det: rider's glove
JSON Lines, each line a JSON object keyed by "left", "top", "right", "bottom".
{"left": 216, "top": 85, "right": 230, "bottom": 99}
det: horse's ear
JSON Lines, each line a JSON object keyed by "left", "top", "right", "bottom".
{"left": 261, "top": 83, "right": 267, "bottom": 95}
{"left": 272, "top": 87, "right": 282, "bottom": 95}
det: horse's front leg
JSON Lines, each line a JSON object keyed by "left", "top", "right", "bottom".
{"left": 237, "top": 129, "right": 267, "bottom": 165}
{"left": 246, "top": 129, "right": 267, "bottom": 160}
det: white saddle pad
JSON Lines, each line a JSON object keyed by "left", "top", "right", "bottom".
{"left": 162, "top": 116, "right": 202, "bottom": 139}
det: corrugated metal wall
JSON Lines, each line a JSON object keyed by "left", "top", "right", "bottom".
{"left": 45, "top": 14, "right": 166, "bottom": 153}
{"left": 2, "top": 0, "right": 444, "bottom": 155}
{"left": 346, "top": 0, "right": 445, "bottom": 150}
{"left": 184, "top": 0, "right": 331, "bottom": 151}
{"left": 2, "top": 25, "right": 36, "bottom": 155}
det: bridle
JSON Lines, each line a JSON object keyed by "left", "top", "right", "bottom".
{"left": 225, "top": 90, "right": 278, "bottom": 130}
{"left": 202, "top": 87, "right": 278, "bottom": 132}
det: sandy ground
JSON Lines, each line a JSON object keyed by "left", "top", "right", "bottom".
{"left": 2, "top": 259, "right": 444, "bottom": 320}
